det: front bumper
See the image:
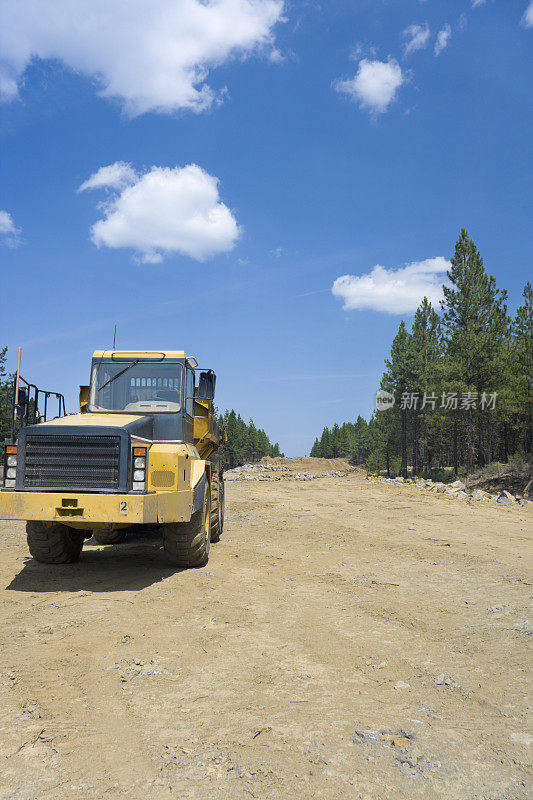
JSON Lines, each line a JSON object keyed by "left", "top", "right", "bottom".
{"left": 0, "top": 489, "right": 193, "bottom": 529}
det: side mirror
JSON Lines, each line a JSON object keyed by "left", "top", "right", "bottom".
{"left": 79, "top": 385, "right": 90, "bottom": 413}
{"left": 197, "top": 370, "right": 216, "bottom": 401}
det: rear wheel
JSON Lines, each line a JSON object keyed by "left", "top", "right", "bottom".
{"left": 210, "top": 474, "right": 225, "bottom": 543}
{"left": 27, "top": 521, "right": 84, "bottom": 564}
{"left": 92, "top": 529, "right": 127, "bottom": 545}
{"left": 162, "top": 480, "right": 211, "bottom": 567}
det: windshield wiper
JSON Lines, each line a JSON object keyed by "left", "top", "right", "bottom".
{"left": 97, "top": 360, "right": 140, "bottom": 392}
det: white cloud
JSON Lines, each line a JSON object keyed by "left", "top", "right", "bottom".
{"left": 331, "top": 257, "right": 449, "bottom": 315}
{"left": 79, "top": 163, "right": 241, "bottom": 263}
{"left": 523, "top": 2, "right": 533, "bottom": 27}
{"left": 434, "top": 24, "right": 452, "bottom": 56}
{"left": 472, "top": 0, "right": 486, "bottom": 7}
{"left": 77, "top": 162, "right": 138, "bottom": 193}
{"left": 336, "top": 58, "right": 404, "bottom": 114}
{"left": 0, "top": 210, "right": 21, "bottom": 247}
{"left": 402, "top": 23, "right": 431, "bottom": 56}
{"left": 0, "top": 0, "right": 284, "bottom": 116}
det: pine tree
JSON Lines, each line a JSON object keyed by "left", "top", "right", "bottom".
{"left": 310, "top": 437, "right": 320, "bottom": 457}
{"left": 384, "top": 321, "right": 413, "bottom": 477}
{"left": 511, "top": 282, "right": 533, "bottom": 454}
{"left": 410, "top": 298, "right": 443, "bottom": 474}
{"left": 441, "top": 228, "right": 509, "bottom": 472}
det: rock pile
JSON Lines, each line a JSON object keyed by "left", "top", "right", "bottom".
{"left": 224, "top": 463, "right": 350, "bottom": 482}
{"left": 365, "top": 475, "right": 529, "bottom": 506}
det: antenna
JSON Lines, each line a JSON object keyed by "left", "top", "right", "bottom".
{"left": 113, "top": 325, "right": 117, "bottom": 350}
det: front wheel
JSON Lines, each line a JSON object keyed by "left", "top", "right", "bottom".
{"left": 27, "top": 521, "right": 84, "bottom": 564}
{"left": 92, "top": 529, "right": 127, "bottom": 545}
{"left": 162, "top": 479, "right": 211, "bottom": 567}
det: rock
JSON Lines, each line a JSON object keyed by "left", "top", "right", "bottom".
{"left": 456, "top": 490, "right": 468, "bottom": 498}
{"left": 396, "top": 745, "right": 422, "bottom": 768}
{"left": 471, "top": 490, "right": 485, "bottom": 501}
{"left": 394, "top": 681, "right": 410, "bottom": 690}
{"left": 513, "top": 620, "right": 532, "bottom": 636}
{"left": 518, "top": 498, "right": 529, "bottom": 507}
{"left": 393, "top": 737, "right": 411, "bottom": 748}
{"left": 450, "top": 480, "right": 466, "bottom": 490}
{"left": 435, "top": 673, "right": 457, "bottom": 687}
{"left": 509, "top": 732, "right": 533, "bottom": 746}
{"left": 497, "top": 491, "right": 515, "bottom": 504}
{"left": 354, "top": 729, "right": 382, "bottom": 743}
{"left": 488, "top": 604, "right": 507, "bottom": 613}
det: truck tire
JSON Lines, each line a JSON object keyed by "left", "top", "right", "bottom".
{"left": 162, "top": 480, "right": 211, "bottom": 567}
{"left": 210, "top": 474, "right": 225, "bottom": 543}
{"left": 92, "top": 529, "right": 127, "bottom": 545}
{"left": 27, "top": 521, "right": 84, "bottom": 564}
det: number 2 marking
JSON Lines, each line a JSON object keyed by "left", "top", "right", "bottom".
{"left": 120, "top": 501, "right": 127, "bottom": 512}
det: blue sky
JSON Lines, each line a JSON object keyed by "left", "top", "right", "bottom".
{"left": 1, "top": 0, "right": 532, "bottom": 455}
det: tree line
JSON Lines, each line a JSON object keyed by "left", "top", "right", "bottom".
{"left": 217, "top": 409, "right": 283, "bottom": 469}
{"left": 311, "top": 229, "right": 532, "bottom": 477}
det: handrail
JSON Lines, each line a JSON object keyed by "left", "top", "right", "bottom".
{"left": 9, "top": 375, "right": 66, "bottom": 441}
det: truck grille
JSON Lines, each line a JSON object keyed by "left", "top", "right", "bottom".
{"left": 22, "top": 434, "right": 121, "bottom": 490}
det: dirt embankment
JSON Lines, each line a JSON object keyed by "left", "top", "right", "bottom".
{"left": 260, "top": 456, "right": 354, "bottom": 472}
{"left": 225, "top": 456, "right": 356, "bottom": 481}
{"left": 0, "top": 466, "right": 531, "bottom": 799}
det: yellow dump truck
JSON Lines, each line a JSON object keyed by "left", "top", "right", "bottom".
{"left": 0, "top": 350, "right": 225, "bottom": 567}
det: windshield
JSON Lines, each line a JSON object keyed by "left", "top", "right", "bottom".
{"left": 89, "top": 361, "right": 183, "bottom": 413}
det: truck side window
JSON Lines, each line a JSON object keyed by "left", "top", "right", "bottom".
{"left": 186, "top": 368, "right": 194, "bottom": 417}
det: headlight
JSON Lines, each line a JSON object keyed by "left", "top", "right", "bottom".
{"left": 4, "top": 479, "right": 15, "bottom": 488}
{"left": 134, "top": 457, "right": 146, "bottom": 469}
{"left": 132, "top": 481, "right": 145, "bottom": 491}
{"left": 6, "top": 467, "right": 17, "bottom": 479}
{"left": 6, "top": 455, "right": 17, "bottom": 467}
{"left": 133, "top": 469, "right": 145, "bottom": 482}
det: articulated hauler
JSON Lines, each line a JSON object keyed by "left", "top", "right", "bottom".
{"left": 0, "top": 350, "right": 225, "bottom": 567}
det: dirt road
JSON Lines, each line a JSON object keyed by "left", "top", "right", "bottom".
{"left": 0, "top": 465, "right": 531, "bottom": 799}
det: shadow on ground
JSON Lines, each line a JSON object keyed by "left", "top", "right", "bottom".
{"left": 6, "top": 530, "right": 183, "bottom": 593}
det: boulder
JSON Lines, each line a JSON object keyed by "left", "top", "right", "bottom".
{"left": 497, "top": 491, "right": 515, "bottom": 504}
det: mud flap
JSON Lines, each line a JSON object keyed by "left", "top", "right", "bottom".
{"left": 191, "top": 473, "right": 208, "bottom": 514}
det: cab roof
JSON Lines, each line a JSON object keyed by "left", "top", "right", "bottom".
{"left": 92, "top": 350, "right": 189, "bottom": 360}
